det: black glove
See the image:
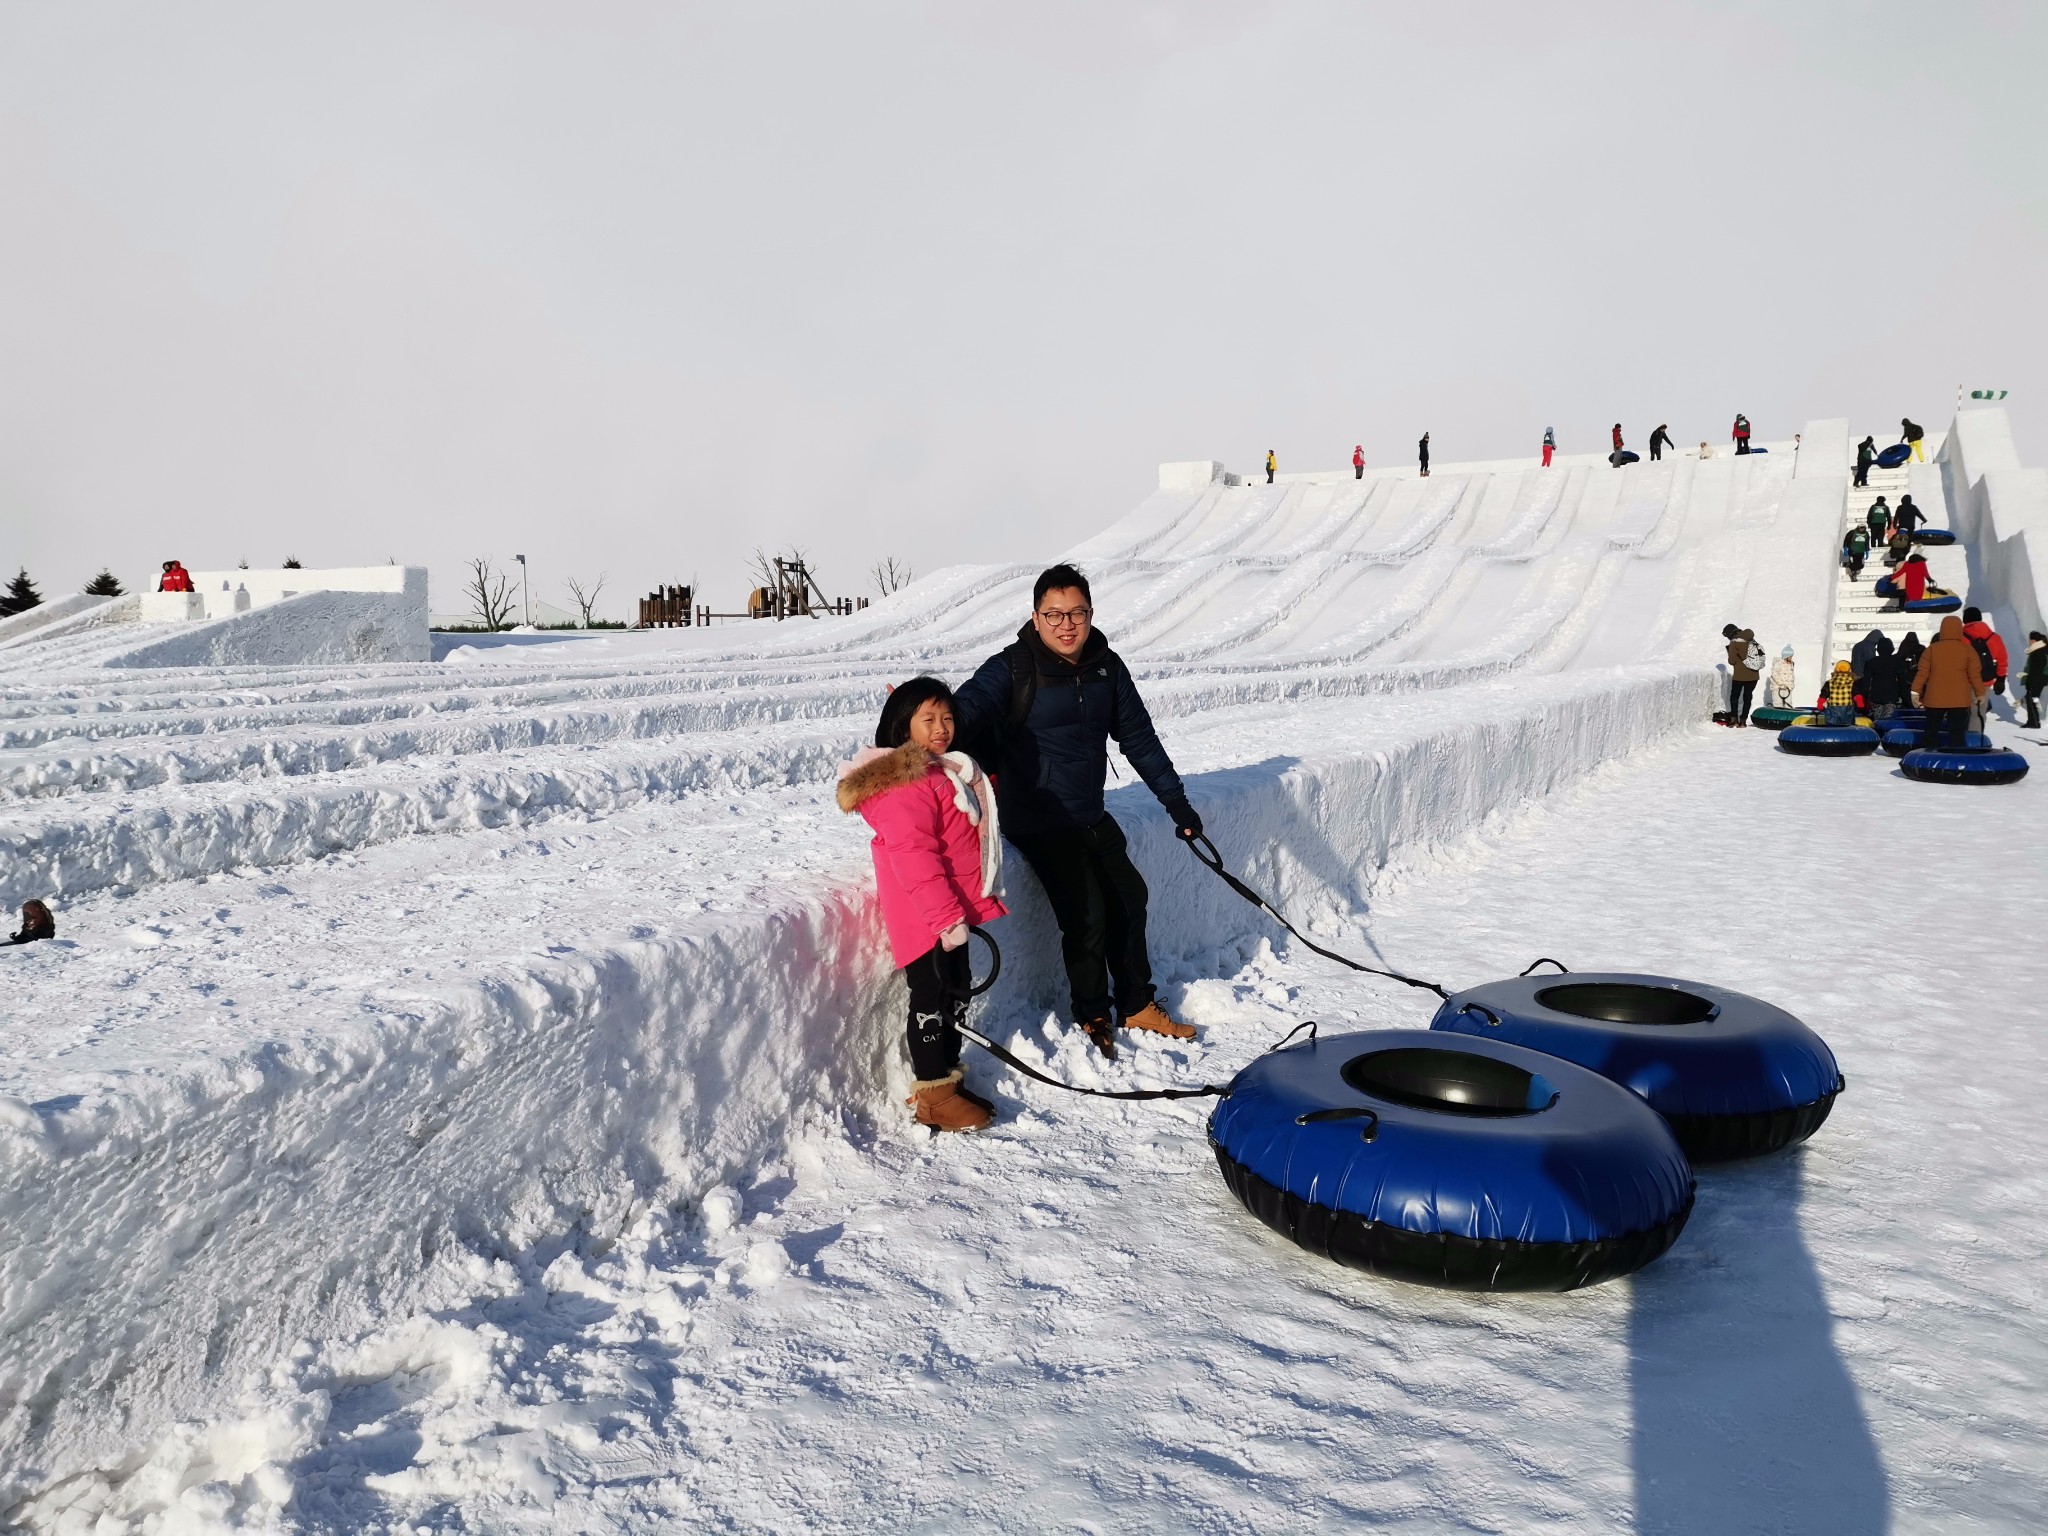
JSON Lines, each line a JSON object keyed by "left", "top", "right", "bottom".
{"left": 1994, "top": 676, "right": 2007, "bottom": 696}
{"left": 1165, "top": 798, "right": 1203, "bottom": 841}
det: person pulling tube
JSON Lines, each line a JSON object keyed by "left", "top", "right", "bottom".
{"left": 953, "top": 564, "right": 1202, "bottom": 1062}
{"left": 837, "top": 680, "right": 1008, "bottom": 1133}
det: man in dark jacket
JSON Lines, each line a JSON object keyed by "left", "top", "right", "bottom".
{"left": 953, "top": 563, "right": 1201, "bottom": 1059}
{"left": 1894, "top": 495, "right": 1926, "bottom": 535}
{"left": 1865, "top": 497, "right": 1891, "bottom": 546}
{"left": 1648, "top": 423, "right": 1675, "bottom": 462}
{"left": 1854, "top": 435, "right": 1876, "bottom": 487}
{"left": 1902, "top": 417, "right": 1925, "bottom": 462}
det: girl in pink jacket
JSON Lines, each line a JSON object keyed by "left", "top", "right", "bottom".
{"left": 836, "top": 678, "right": 1008, "bottom": 1132}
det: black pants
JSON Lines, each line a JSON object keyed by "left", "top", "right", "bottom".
{"left": 1736, "top": 441, "right": 1750, "bottom": 455}
{"left": 1844, "top": 552, "right": 1864, "bottom": 580}
{"left": 1729, "top": 678, "right": 1756, "bottom": 721}
{"left": 1925, "top": 706, "right": 1971, "bottom": 752}
{"left": 1649, "top": 443, "right": 1663, "bottom": 461}
{"left": 1009, "top": 815, "right": 1154, "bottom": 1024}
{"left": 1354, "top": 465, "right": 1363, "bottom": 479}
{"left": 2023, "top": 688, "right": 2041, "bottom": 730}
{"left": 1266, "top": 468, "right": 1274, "bottom": 483}
{"left": 903, "top": 943, "right": 970, "bottom": 1082}
{"left": 1855, "top": 465, "right": 1870, "bottom": 487}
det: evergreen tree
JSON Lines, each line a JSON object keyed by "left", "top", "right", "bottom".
{"left": 282, "top": 555, "right": 302, "bottom": 569}
{"left": 0, "top": 567, "right": 41, "bottom": 617}
{"left": 84, "top": 568, "right": 125, "bottom": 597}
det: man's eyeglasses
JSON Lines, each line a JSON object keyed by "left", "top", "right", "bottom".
{"left": 1037, "top": 607, "right": 1092, "bottom": 629}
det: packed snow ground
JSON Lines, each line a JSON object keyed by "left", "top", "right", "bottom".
{"left": 23, "top": 718, "right": 2044, "bottom": 1533}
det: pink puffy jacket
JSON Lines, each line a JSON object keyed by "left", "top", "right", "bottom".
{"left": 837, "top": 743, "right": 1007, "bottom": 969}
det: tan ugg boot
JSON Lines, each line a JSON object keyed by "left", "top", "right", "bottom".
{"left": 907, "top": 1071, "right": 993, "bottom": 1132}
{"left": 1123, "top": 1001, "right": 1196, "bottom": 1040}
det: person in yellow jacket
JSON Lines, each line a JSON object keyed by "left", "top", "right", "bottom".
{"left": 1265, "top": 449, "right": 1276, "bottom": 484}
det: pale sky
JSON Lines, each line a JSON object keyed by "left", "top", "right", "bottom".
{"left": 2, "top": 1, "right": 2044, "bottom": 621}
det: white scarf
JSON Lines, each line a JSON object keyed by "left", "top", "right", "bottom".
{"left": 937, "top": 750, "right": 1004, "bottom": 900}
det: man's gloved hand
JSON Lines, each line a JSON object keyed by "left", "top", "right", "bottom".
{"left": 939, "top": 922, "right": 969, "bottom": 951}
{"left": 1165, "top": 798, "right": 1203, "bottom": 841}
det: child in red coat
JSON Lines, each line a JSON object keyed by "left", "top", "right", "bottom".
{"left": 837, "top": 678, "right": 1008, "bottom": 1131}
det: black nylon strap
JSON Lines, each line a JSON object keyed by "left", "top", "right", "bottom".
{"left": 1182, "top": 834, "right": 1453, "bottom": 1001}
{"left": 955, "top": 1023, "right": 1229, "bottom": 1101}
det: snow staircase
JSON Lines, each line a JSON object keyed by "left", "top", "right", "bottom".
{"left": 1829, "top": 456, "right": 1965, "bottom": 667}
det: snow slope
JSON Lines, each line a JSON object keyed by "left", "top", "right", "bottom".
{"left": 7, "top": 421, "right": 2034, "bottom": 1524}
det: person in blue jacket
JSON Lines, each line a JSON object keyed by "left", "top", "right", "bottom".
{"left": 952, "top": 563, "right": 1202, "bottom": 1061}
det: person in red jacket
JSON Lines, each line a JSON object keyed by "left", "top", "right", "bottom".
{"left": 157, "top": 560, "right": 194, "bottom": 592}
{"left": 1885, "top": 553, "right": 1932, "bottom": 606}
{"left": 1961, "top": 606, "right": 2008, "bottom": 735}
{"left": 1352, "top": 444, "right": 1365, "bottom": 480}
{"left": 1733, "top": 413, "right": 1752, "bottom": 455}
{"left": 1611, "top": 423, "right": 1624, "bottom": 453}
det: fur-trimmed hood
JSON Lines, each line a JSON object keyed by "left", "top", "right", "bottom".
{"left": 836, "top": 742, "right": 930, "bottom": 813}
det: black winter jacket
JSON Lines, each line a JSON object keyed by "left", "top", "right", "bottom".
{"left": 953, "top": 624, "right": 1187, "bottom": 837}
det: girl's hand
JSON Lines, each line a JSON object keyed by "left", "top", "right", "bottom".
{"left": 939, "top": 922, "right": 969, "bottom": 951}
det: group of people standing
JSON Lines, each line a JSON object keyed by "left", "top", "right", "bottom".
{"left": 1277, "top": 416, "right": 1775, "bottom": 482}
{"left": 1852, "top": 420, "right": 1927, "bottom": 487}
{"left": 1840, "top": 493, "right": 1929, "bottom": 584}
{"left": 838, "top": 564, "right": 1204, "bottom": 1132}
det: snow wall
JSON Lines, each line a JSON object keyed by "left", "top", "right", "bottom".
{"left": 0, "top": 664, "right": 1709, "bottom": 1504}
{"left": 1939, "top": 407, "right": 2048, "bottom": 649}
{"left": 104, "top": 581, "right": 431, "bottom": 669}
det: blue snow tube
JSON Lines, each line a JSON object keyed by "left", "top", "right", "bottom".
{"left": 1778, "top": 723, "right": 1879, "bottom": 756}
{"left": 1882, "top": 728, "right": 1991, "bottom": 758}
{"left": 1900, "top": 746, "right": 2030, "bottom": 785}
{"left": 1431, "top": 974, "right": 1843, "bottom": 1162}
{"left": 1911, "top": 528, "right": 1957, "bottom": 545}
{"left": 1209, "top": 1030, "right": 1693, "bottom": 1291}
{"left": 1874, "top": 575, "right": 1898, "bottom": 597}
{"left": 1875, "top": 443, "right": 1913, "bottom": 468}
{"left": 1904, "top": 594, "right": 1962, "bottom": 613}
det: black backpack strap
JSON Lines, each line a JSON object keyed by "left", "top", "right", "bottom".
{"left": 1006, "top": 641, "right": 1037, "bottom": 725}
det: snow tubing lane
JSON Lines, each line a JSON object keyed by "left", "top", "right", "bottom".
{"left": 1208, "top": 1030, "right": 1694, "bottom": 1291}
{"left": 1911, "top": 528, "right": 1957, "bottom": 545}
{"left": 1430, "top": 973, "right": 1843, "bottom": 1162}
{"left": 1900, "top": 746, "right": 2030, "bottom": 785}
{"left": 1882, "top": 728, "right": 1991, "bottom": 758}
{"left": 1749, "top": 707, "right": 1807, "bottom": 731}
{"left": 1779, "top": 723, "right": 1879, "bottom": 757}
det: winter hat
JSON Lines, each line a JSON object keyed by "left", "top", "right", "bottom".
{"left": 1833, "top": 660, "right": 1852, "bottom": 674}
{"left": 1781, "top": 645, "right": 1795, "bottom": 659}
{"left": 1962, "top": 606, "right": 1982, "bottom": 623}
{"left": 874, "top": 676, "right": 954, "bottom": 749}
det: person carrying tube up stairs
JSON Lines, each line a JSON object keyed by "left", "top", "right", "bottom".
{"left": 837, "top": 679, "right": 1008, "bottom": 1133}
{"left": 1855, "top": 435, "right": 1877, "bottom": 488}
{"left": 1894, "top": 494, "right": 1927, "bottom": 536}
{"left": 1912, "top": 615, "right": 1988, "bottom": 752}
{"left": 1816, "top": 661, "right": 1866, "bottom": 727}
{"left": 952, "top": 564, "right": 1202, "bottom": 1062}
{"left": 1723, "top": 624, "right": 1763, "bottom": 726}
{"left": 1902, "top": 417, "right": 1926, "bottom": 462}
{"left": 1866, "top": 496, "right": 1891, "bottom": 546}
{"left": 1886, "top": 552, "right": 1933, "bottom": 608}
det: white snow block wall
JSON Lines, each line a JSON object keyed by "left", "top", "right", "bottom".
{"left": 104, "top": 571, "right": 431, "bottom": 668}
{"left": 1937, "top": 407, "right": 2048, "bottom": 646}
{"left": 0, "top": 593, "right": 117, "bottom": 648}
{"left": 1159, "top": 460, "right": 1228, "bottom": 491}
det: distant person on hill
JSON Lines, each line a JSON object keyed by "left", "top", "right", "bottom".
{"left": 1866, "top": 497, "right": 1891, "bottom": 545}
{"left": 2022, "top": 631, "right": 2046, "bottom": 730}
{"left": 952, "top": 563, "right": 1202, "bottom": 1062}
{"left": 837, "top": 678, "right": 1007, "bottom": 1133}
{"left": 1815, "top": 661, "right": 1866, "bottom": 727}
{"left": 1352, "top": 444, "right": 1365, "bottom": 479}
{"left": 1842, "top": 525, "right": 1869, "bottom": 581}
{"left": 1769, "top": 645, "right": 1797, "bottom": 708}
{"left": 1854, "top": 435, "right": 1877, "bottom": 488}
{"left": 5, "top": 899, "right": 54, "bottom": 945}
{"left": 1612, "top": 424, "right": 1625, "bottom": 454}
{"left": 1902, "top": 417, "right": 1926, "bottom": 462}
{"left": 1265, "top": 449, "right": 1276, "bottom": 485}
{"left": 1418, "top": 432, "right": 1431, "bottom": 478}
{"left": 1911, "top": 615, "right": 1988, "bottom": 752}
{"left": 1894, "top": 494, "right": 1926, "bottom": 535}
{"left": 1733, "top": 414, "right": 1752, "bottom": 455}
{"left": 1724, "top": 624, "right": 1762, "bottom": 726}
{"left": 1648, "top": 423, "right": 1675, "bottom": 462}
{"left": 157, "top": 560, "right": 193, "bottom": 593}
{"left": 1542, "top": 426, "right": 1555, "bottom": 468}
{"left": 1698, "top": 440, "right": 1713, "bottom": 459}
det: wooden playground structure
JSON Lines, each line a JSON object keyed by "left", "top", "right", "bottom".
{"left": 637, "top": 559, "right": 868, "bottom": 628}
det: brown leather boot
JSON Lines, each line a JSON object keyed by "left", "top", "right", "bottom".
{"left": 1123, "top": 1001, "right": 1196, "bottom": 1040}
{"left": 1079, "top": 1017, "right": 1118, "bottom": 1061}
{"left": 907, "top": 1072, "right": 993, "bottom": 1133}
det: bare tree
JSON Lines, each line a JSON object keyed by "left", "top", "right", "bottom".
{"left": 564, "top": 573, "right": 608, "bottom": 628}
{"left": 464, "top": 557, "right": 517, "bottom": 630}
{"left": 747, "top": 547, "right": 821, "bottom": 613}
{"left": 871, "top": 557, "right": 914, "bottom": 596}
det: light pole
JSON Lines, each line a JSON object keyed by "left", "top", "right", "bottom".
{"left": 514, "top": 553, "right": 529, "bottom": 627}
